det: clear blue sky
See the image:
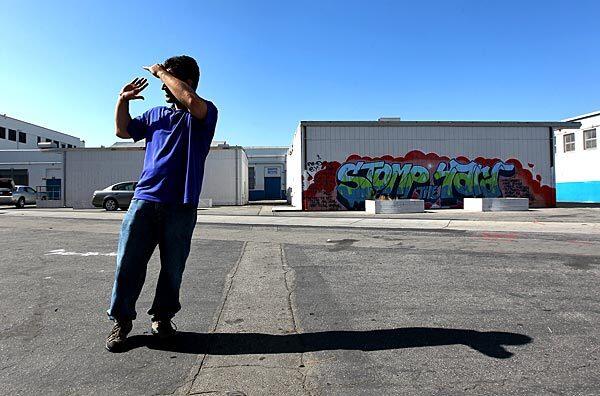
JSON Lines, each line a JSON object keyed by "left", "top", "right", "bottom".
{"left": 1, "top": 0, "right": 598, "bottom": 147}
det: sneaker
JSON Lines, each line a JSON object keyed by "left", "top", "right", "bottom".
{"left": 105, "top": 320, "right": 133, "bottom": 352}
{"left": 151, "top": 319, "right": 177, "bottom": 338}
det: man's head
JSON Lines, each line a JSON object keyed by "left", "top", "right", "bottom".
{"left": 162, "top": 55, "right": 200, "bottom": 103}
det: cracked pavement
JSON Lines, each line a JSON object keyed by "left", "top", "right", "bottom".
{"left": 0, "top": 213, "right": 599, "bottom": 395}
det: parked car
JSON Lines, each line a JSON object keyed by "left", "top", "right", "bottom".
{"left": 0, "top": 178, "right": 45, "bottom": 208}
{"left": 92, "top": 181, "right": 138, "bottom": 211}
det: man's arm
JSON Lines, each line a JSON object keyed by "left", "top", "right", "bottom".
{"left": 144, "top": 64, "right": 208, "bottom": 120}
{"left": 115, "top": 78, "right": 148, "bottom": 139}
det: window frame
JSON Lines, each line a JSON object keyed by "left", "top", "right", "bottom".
{"left": 8, "top": 129, "right": 17, "bottom": 142}
{"left": 18, "top": 131, "right": 26, "bottom": 144}
{"left": 0, "top": 127, "right": 5, "bottom": 139}
{"left": 583, "top": 128, "right": 597, "bottom": 150}
{"left": 563, "top": 133, "right": 575, "bottom": 153}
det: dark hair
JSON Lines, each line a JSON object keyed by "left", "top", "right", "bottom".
{"left": 164, "top": 55, "right": 200, "bottom": 89}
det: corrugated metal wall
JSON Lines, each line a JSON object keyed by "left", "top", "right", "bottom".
{"left": 305, "top": 125, "right": 551, "bottom": 173}
{"left": 200, "top": 148, "right": 248, "bottom": 205}
{"left": 65, "top": 149, "right": 145, "bottom": 208}
{"left": 65, "top": 147, "right": 248, "bottom": 208}
{"left": 299, "top": 124, "right": 555, "bottom": 210}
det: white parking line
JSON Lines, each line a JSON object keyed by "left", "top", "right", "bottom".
{"left": 45, "top": 249, "right": 117, "bottom": 257}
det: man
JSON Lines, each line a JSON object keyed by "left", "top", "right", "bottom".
{"left": 106, "top": 55, "right": 218, "bottom": 352}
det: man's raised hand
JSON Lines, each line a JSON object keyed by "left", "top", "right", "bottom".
{"left": 119, "top": 78, "right": 148, "bottom": 101}
{"left": 143, "top": 64, "right": 166, "bottom": 78}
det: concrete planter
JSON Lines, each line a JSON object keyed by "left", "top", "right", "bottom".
{"left": 463, "top": 198, "right": 529, "bottom": 212}
{"left": 365, "top": 199, "right": 425, "bottom": 214}
{"left": 36, "top": 200, "right": 63, "bottom": 208}
{"left": 198, "top": 198, "right": 213, "bottom": 208}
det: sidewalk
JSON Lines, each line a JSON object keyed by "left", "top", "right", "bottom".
{"left": 2, "top": 206, "right": 600, "bottom": 235}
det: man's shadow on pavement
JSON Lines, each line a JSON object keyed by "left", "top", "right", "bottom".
{"left": 123, "top": 327, "right": 532, "bottom": 359}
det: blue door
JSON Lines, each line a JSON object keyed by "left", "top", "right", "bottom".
{"left": 264, "top": 177, "right": 281, "bottom": 199}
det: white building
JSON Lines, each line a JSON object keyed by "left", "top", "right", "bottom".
{"left": 63, "top": 145, "right": 248, "bottom": 208}
{"left": 555, "top": 111, "right": 600, "bottom": 203}
{"left": 244, "top": 146, "right": 287, "bottom": 201}
{"left": 287, "top": 120, "right": 578, "bottom": 211}
{"left": 0, "top": 149, "right": 63, "bottom": 193}
{"left": 0, "top": 115, "right": 84, "bottom": 198}
{"left": 0, "top": 115, "right": 84, "bottom": 150}
{"left": 0, "top": 114, "right": 250, "bottom": 208}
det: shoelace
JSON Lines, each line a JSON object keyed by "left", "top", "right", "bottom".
{"left": 153, "top": 319, "right": 178, "bottom": 331}
{"left": 108, "top": 324, "right": 124, "bottom": 339}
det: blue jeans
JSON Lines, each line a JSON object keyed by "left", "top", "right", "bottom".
{"left": 107, "top": 199, "right": 197, "bottom": 321}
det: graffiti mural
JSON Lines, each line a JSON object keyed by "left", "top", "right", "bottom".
{"left": 303, "top": 151, "right": 555, "bottom": 210}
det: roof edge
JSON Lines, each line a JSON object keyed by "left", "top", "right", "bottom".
{"left": 562, "top": 110, "right": 600, "bottom": 122}
{"left": 243, "top": 146, "right": 290, "bottom": 149}
{"left": 0, "top": 114, "right": 84, "bottom": 142}
{"left": 62, "top": 145, "right": 245, "bottom": 151}
{"left": 300, "top": 120, "right": 580, "bottom": 128}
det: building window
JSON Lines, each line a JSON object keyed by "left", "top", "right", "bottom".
{"left": 8, "top": 129, "right": 17, "bottom": 141}
{"left": 53, "top": 140, "right": 59, "bottom": 147}
{"left": 249, "top": 167, "right": 256, "bottom": 190}
{"left": 61, "top": 143, "right": 66, "bottom": 148}
{"left": 563, "top": 133, "right": 575, "bottom": 152}
{"left": 0, "top": 127, "right": 5, "bottom": 139}
{"left": 67, "top": 144, "right": 73, "bottom": 148}
{"left": 18, "top": 132, "right": 26, "bottom": 144}
{"left": 37, "top": 136, "right": 41, "bottom": 144}
{"left": 0, "top": 169, "right": 28, "bottom": 185}
{"left": 46, "top": 138, "right": 52, "bottom": 143}
{"left": 584, "top": 128, "right": 597, "bottom": 150}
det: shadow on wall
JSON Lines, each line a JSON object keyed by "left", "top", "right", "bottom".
{"left": 121, "top": 327, "right": 532, "bottom": 359}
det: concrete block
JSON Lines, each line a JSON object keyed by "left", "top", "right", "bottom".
{"left": 36, "top": 199, "right": 63, "bottom": 208}
{"left": 463, "top": 198, "right": 529, "bottom": 212}
{"left": 198, "top": 198, "right": 213, "bottom": 208}
{"left": 365, "top": 199, "right": 425, "bottom": 214}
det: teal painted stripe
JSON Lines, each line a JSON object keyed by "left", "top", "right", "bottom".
{"left": 557, "top": 181, "right": 600, "bottom": 203}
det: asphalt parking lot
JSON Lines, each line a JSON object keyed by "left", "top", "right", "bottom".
{"left": 1, "top": 211, "right": 599, "bottom": 395}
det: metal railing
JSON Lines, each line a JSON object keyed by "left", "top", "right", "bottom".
{"left": 36, "top": 185, "right": 61, "bottom": 201}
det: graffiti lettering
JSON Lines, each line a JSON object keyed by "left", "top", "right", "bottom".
{"left": 336, "top": 158, "right": 515, "bottom": 209}
{"left": 306, "top": 161, "right": 324, "bottom": 173}
{"left": 302, "top": 151, "right": 555, "bottom": 211}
